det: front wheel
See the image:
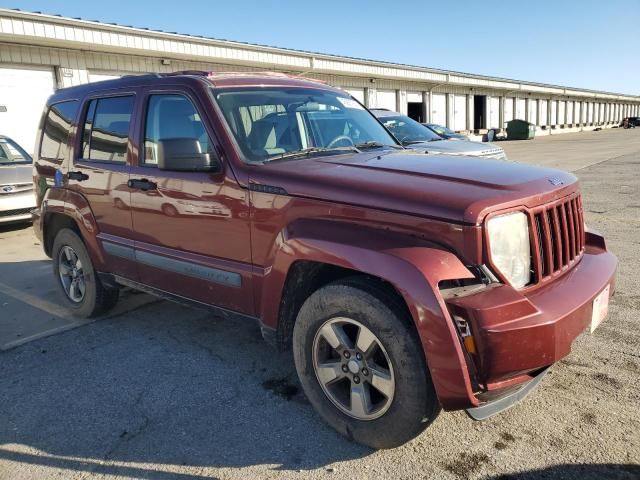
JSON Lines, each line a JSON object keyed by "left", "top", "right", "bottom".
{"left": 52, "top": 228, "right": 119, "bottom": 318}
{"left": 293, "top": 280, "right": 440, "bottom": 449}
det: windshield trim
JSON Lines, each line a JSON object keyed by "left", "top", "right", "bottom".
{"left": 209, "top": 86, "right": 402, "bottom": 166}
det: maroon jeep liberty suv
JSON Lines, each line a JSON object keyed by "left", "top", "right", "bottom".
{"left": 32, "top": 71, "right": 617, "bottom": 449}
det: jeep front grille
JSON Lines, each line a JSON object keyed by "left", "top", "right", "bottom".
{"left": 531, "top": 193, "right": 585, "bottom": 283}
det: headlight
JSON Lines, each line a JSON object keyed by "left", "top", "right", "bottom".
{"left": 487, "top": 211, "right": 531, "bottom": 288}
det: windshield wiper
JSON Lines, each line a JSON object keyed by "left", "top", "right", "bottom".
{"left": 354, "top": 141, "right": 388, "bottom": 150}
{"left": 267, "top": 146, "right": 360, "bottom": 162}
{"left": 402, "top": 139, "right": 441, "bottom": 145}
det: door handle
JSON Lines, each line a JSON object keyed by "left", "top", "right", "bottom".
{"left": 68, "top": 171, "right": 89, "bottom": 181}
{"left": 128, "top": 179, "right": 157, "bottom": 191}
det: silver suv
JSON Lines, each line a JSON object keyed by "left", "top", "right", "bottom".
{"left": 0, "top": 135, "right": 36, "bottom": 224}
{"left": 371, "top": 109, "right": 507, "bottom": 160}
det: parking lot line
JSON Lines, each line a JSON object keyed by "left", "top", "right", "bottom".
{"left": 0, "top": 280, "right": 71, "bottom": 319}
{"left": 0, "top": 318, "right": 98, "bottom": 351}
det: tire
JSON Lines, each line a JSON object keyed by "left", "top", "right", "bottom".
{"left": 293, "top": 279, "right": 440, "bottom": 449}
{"left": 52, "top": 228, "right": 119, "bottom": 318}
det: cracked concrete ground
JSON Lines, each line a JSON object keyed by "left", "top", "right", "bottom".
{"left": 0, "top": 128, "right": 638, "bottom": 479}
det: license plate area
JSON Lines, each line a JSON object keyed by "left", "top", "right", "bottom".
{"left": 590, "top": 284, "right": 610, "bottom": 333}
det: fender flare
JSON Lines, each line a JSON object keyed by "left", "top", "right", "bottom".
{"left": 259, "top": 229, "right": 480, "bottom": 410}
{"left": 41, "top": 188, "right": 105, "bottom": 269}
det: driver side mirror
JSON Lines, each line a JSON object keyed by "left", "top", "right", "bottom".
{"left": 157, "top": 138, "right": 221, "bottom": 172}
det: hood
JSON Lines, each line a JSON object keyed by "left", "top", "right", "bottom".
{"left": 249, "top": 150, "right": 577, "bottom": 224}
{"left": 0, "top": 163, "right": 33, "bottom": 187}
{"left": 405, "top": 139, "right": 504, "bottom": 157}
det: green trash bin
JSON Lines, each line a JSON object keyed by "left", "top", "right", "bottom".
{"left": 506, "top": 119, "right": 536, "bottom": 140}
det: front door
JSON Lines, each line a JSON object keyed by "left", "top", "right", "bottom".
{"left": 68, "top": 92, "right": 138, "bottom": 280}
{"left": 128, "top": 88, "right": 254, "bottom": 315}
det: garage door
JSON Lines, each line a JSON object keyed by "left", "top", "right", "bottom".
{"left": 343, "top": 88, "right": 365, "bottom": 105}
{"left": 453, "top": 95, "right": 467, "bottom": 131}
{"left": 375, "top": 89, "right": 397, "bottom": 111}
{"left": 515, "top": 98, "right": 526, "bottom": 120}
{"left": 550, "top": 101, "right": 558, "bottom": 126}
{"left": 539, "top": 100, "right": 548, "bottom": 125}
{"left": 558, "top": 101, "right": 566, "bottom": 125}
{"left": 407, "top": 92, "right": 422, "bottom": 103}
{"left": 431, "top": 93, "right": 446, "bottom": 126}
{"left": 528, "top": 101, "right": 536, "bottom": 125}
{"left": 0, "top": 66, "right": 56, "bottom": 154}
{"left": 504, "top": 97, "right": 514, "bottom": 124}
{"left": 488, "top": 97, "right": 499, "bottom": 129}
{"left": 89, "top": 72, "right": 123, "bottom": 83}
{"left": 567, "top": 101, "right": 574, "bottom": 124}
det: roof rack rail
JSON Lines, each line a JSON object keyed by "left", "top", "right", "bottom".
{"left": 119, "top": 73, "right": 161, "bottom": 80}
{"left": 162, "top": 70, "right": 211, "bottom": 77}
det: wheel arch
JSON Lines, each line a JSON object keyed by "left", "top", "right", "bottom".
{"left": 258, "top": 224, "right": 482, "bottom": 410}
{"left": 41, "top": 188, "right": 105, "bottom": 269}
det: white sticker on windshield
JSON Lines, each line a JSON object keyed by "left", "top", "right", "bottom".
{"left": 337, "top": 97, "right": 364, "bottom": 110}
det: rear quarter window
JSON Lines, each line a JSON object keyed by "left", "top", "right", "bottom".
{"left": 40, "top": 101, "right": 79, "bottom": 161}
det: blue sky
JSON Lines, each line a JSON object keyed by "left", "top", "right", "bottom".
{"left": 5, "top": 0, "right": 639, "bottom": 94}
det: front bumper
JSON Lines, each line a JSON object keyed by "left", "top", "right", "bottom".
{"left": 446, "top": 230, "right": 617, "bottom": 411}
{"left": 0, "top": 190, "right": 36, "bottom": 224}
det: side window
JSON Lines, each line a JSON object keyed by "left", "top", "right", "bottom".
{"left": 81, "top": 96, "right": 134, "bottom": 162}
{"left": 143, "top": 94, "right": 212, "bottom": 165}
{"left": 40, "top": 100, "right": 78, "bottom": 161}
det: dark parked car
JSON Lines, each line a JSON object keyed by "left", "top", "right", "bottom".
{"left": 33, "top": 71, "right": 616, "bottom": 449}
{"left": 371, "top": 109, "right": 507, "bottom": 159}
{"left": 422, "top": 122, "right": 469, "bottom": 140}
{"left": 621, "top": 117, "right": 639, "bottom": 128}
{"left": 0, "top": 135, "right": 36, "bottom": 224}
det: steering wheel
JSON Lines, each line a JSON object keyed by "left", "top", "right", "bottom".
{"left": 326, "top": 135, "right": 355, "bottom": 148}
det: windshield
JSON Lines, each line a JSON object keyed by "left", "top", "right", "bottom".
{"left": 213, "top": 87, "right": 399, "bottom": 162}
{"left": 377, "top": 115, "right": 443, "bottom": 144}
{"left": 0, "top": 138, "right": 31, "bottom": 165}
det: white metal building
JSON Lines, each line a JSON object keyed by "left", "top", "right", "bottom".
{"left": 1, "top": 8, "right": 639, "bottom": 153}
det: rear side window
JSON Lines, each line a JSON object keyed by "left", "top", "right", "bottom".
{"left": 81, "top": 96, "right": 134, "bottom": 162}
{"left": 40, "top": 101, "right": 78, "bottom": 161}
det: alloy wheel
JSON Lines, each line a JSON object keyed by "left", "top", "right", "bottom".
{"left": 312, "top": 317, "right": 395, "bottom": 420}
{"left": 58, "top": 245, "right": 86, "bottom": 303}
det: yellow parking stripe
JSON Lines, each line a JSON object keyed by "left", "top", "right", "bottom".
{"left": 0, "top": 281, "right": 71, "bottom": 319}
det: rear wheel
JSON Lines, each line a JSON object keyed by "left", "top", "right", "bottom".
{"left": 52, "top": 228, "right": 119, "bottom": 317}
{"left": 293, "top": 280, "right": 440, "bottom": 449}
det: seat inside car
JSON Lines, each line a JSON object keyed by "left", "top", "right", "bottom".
{"left": 247, "top": 112, "right": 300, "bottom": 156}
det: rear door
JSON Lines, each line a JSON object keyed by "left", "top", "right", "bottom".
{"left": 67, "top": 91, "right": 139, "bottom": 280}
{"left": 128, "top": 86, "right": 254, "bottom": 315}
